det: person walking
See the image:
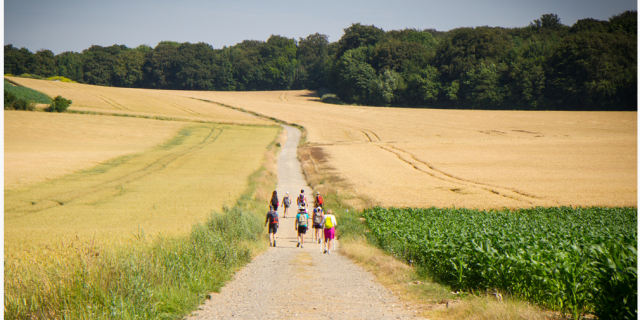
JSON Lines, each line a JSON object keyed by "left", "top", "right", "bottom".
{"left": 312, "top": 207, "right": 324, "bottom": 244}
{"left": 295, "top": 204, "right": 309, "bottom": 248}
{"left": 265, "top": 205, "right": 279, "bottom": 247}
{"left": 281, "top": 191, "right": 291, "bottom": 218}
{"left": 270, "top": 191, "right": 279, "bottom": 213}
{"left": 315, "top": 191, "right": 324, "bottom": 208}
{"left": 322, "top": 209, "right": 337, "bottom": 254}
{"left": 297, "top": 189, "right": 307, "bottom": 208}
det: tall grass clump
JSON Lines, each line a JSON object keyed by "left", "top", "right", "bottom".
{"left": 364, "top": 206, "right": 638, "bottom": 320}
{"left": 5, "top": 129, "right": 281, "bottom": 319}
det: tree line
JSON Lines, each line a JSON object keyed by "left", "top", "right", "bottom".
{"left": 5, "top": 11, "right": 636, "bottom": 111}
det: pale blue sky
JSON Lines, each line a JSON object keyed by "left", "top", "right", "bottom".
{"left": 4, "top": 0, "right": 637, "bottom": 54}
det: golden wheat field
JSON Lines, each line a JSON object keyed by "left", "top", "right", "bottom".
{"left": 5, "top": 78, "right": 281, "bottom": 280}
{"left": 5, "top": 111, "right": 188, "bottom": 188}
{"left": 168, "top": 90, "right": 637, "bottom": 209}
{"left": 5, "top": 76, "right": 271, "bottom": 126}
{"left": 5, "top": 121, "right": 278, "bottom": 250}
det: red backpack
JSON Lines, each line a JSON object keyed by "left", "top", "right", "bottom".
{"left": 269, "top": 211, "right": 279, "bottom": 225}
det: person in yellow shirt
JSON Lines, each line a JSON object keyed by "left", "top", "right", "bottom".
{"left": 322, "top": 209, "right": 337, "bottom": 254}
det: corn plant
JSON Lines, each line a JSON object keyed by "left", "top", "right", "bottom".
{"left": 364, "top": 206, "right": 637, "bottom": 319}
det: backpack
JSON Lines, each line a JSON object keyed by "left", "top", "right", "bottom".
{"left": 271, "top": 197, "right": 278, "bottom": 208}
{"left": 316, "top": 195, "right": 323, "bottom": 205}
{"left": 324, "top": 215, "right": 334, "bottom": 229}
{"left": 284, "top": 196, "right": 290, "bottom": 206}
{"left": 313, "top": 213, "right": 323, "bottom": 225}
{"left": 297, "top": 213, "right": 308, "bottom": 227}
{"left": 269, "top": 211, "right": 279, "bottom": 225}
{"left": 298, "top": 194, "right": 305, "bottom": 204}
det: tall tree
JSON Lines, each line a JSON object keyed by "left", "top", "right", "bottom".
{"left": 4, "top": 45, "right": 32, "bottom": 75}
{"left": 28, "top": 50, "right": 58, "bottom": 77}
{"left": 82, "top": 45, "right": 128, "bottom": 86}
{"left": 530, "top": 13, "right": 563, "bottom": 30}
{"left": 334, "top": 47, "right": 378, "bottom": 104}
{"left": 434, "top": 27, "right": 513, "bottom": 83}
{"left": 261, "top": 35, "right": 298, "bottom": 90}
{"left": 336, "top": 23, "right": 386, "bottom": 57}
{"left": 297, "top": 33, "right": 329, "bottom": 89}
{"left": 172, "top": 42, "right": 216, "bottom": 90}
{"left": 143, "top": 43, "right": 179, "bottom": 89}
{"left": 56, "top": 51, "right": 84, "bottom": 81}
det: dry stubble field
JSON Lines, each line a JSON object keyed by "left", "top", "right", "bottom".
{"left": 170, "top": 89, "right": 637, "bottom": 209}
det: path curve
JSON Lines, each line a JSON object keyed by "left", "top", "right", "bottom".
{"left": 188, "top": 125, "right": 422, "bottom": 319}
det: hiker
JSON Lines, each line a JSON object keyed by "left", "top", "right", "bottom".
{"left": 297, "top": 189, "right": 307, "bottom": 207}
{"left": 312, "top": 207, "right": 324, "bottom": 244}
{"left": 315, "top": 191, "right": 324, "bottom": 208}
{"left": 265, "top": 205, "right": 279, "bottom": 247}
{"left": 281, "top": 191, "right": 291, "bottom": 218}
{"left": 270, "top": 190, "right": 279, "bottom": 213}
{"left": 295, "top": 204, "right": 309, "bottom": 248}
{"left": 322, "top": 209, "right": 337, "bottom": 254}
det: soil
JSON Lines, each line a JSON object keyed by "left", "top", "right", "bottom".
{"left": 186, "top": 125, "right": 423, "bottom": 319}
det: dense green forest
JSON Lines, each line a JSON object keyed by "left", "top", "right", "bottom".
{"left": 5, "top": 11, "right": 636, "bottom": 110}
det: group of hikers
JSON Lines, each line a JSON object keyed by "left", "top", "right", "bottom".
{"left": 265, "top": 189, "right": 337, "bottom": 254}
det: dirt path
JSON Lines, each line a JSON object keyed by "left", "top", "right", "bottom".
{"left": 187, "top": 125, "right": 422, "bottom": 319}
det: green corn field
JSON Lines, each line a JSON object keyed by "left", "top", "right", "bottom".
{"left": 363, "top": 207, "right": 637, "bottom": 320}
{"left": 5, "top": 79, "right": 52, "bottom": 104}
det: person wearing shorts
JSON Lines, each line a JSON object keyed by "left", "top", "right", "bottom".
{"left": 322, "top": 209, "right": 337, "bottom": 254}
{"left": 312, "top": 207, "right": 324, "bottom": 244}
{"left": 281, "top": 191, "right": 291, "bottom": 218}
{"left": 265, "top": 206, "right": 279, "bottom": 247}
{"left": 295, "top": 205, "right": 309, "bottom": 248}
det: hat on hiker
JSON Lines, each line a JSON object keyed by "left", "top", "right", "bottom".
{"left": 286, "top": 191, "right": 289, "bottom": 194}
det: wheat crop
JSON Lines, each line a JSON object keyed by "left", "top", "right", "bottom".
{"left": 5, "top": 76, "right": 272, "bottom": 125}
{"left": 164, "top": 89, "right": 637, "bottom": 209}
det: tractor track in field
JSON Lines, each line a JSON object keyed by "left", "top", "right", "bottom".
{"left": 153, "top": 97, "right": 205, "bottom": 117}
{"left": 377, "top": 145, "right": 556, "bottom": 206}
{"left": 6, "top": 127, "right": 223, "bottom": 214}
{"left": 91, "top": 93, "right": 131, "bottom": 111}
{"left": 49, "top": 82, "right": 130, "bottom": 111}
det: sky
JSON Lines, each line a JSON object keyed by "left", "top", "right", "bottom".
{"left": 3, "top": 0, "right": 638, "bottom": 54}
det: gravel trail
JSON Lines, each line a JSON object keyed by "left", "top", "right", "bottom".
{"left": 187, "top": 125, "right": 422, "bottom": 319}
